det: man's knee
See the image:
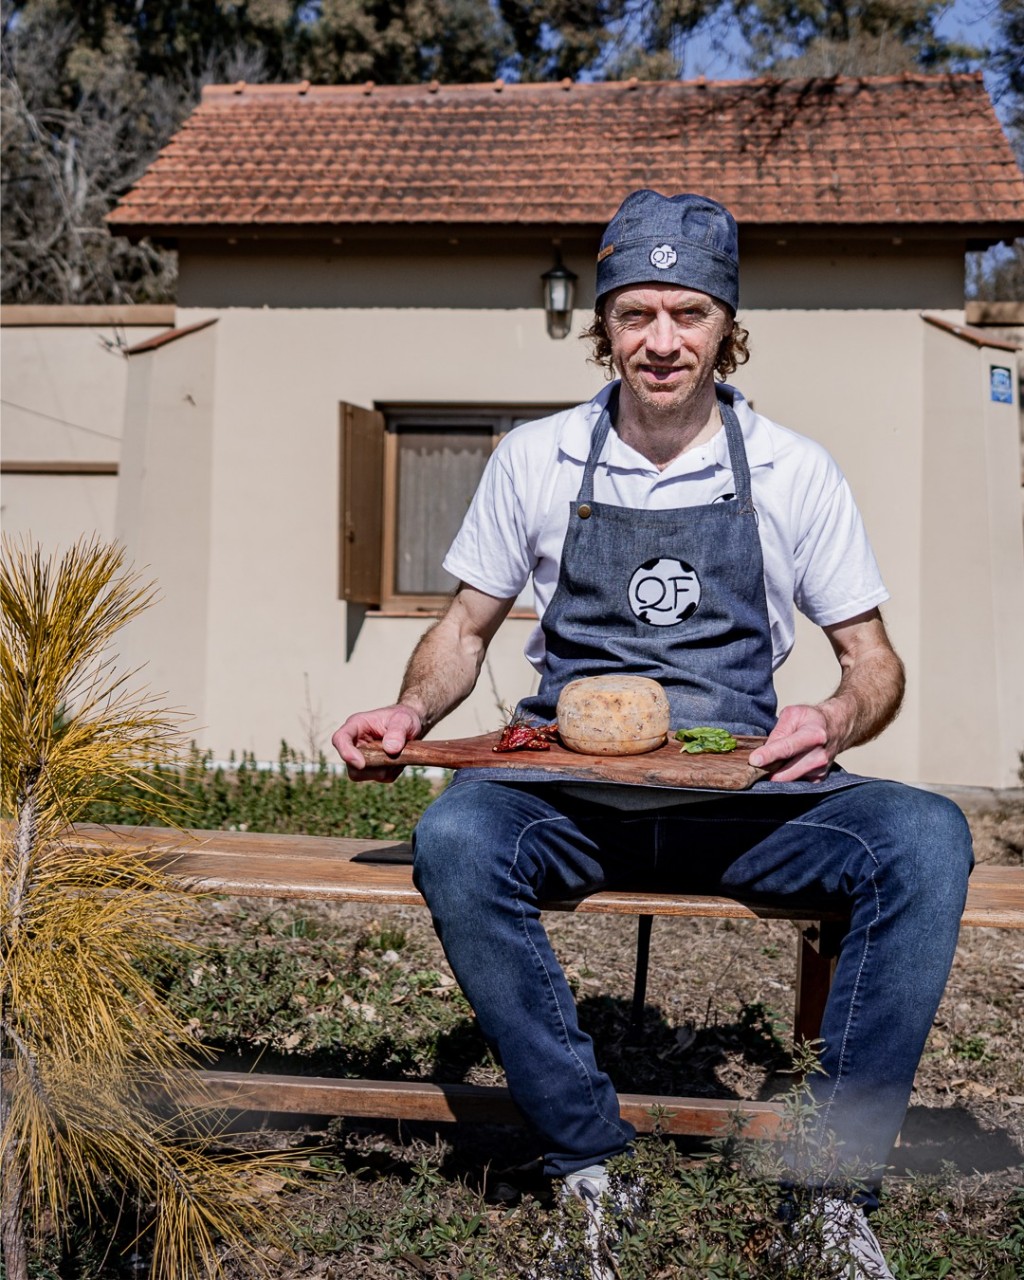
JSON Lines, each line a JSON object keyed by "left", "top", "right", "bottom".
{"left": 412, "top": 780, "right": 542, "bottom": 919}
{"left": 864, "top": 782, "right": 973, "bottom": 906}
{"left": 412, "top": 785, "right": 485, "bottom": 903}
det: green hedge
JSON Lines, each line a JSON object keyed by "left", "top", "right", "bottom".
{"left": 82, "top": 742, "right": 438, "bottom": 841}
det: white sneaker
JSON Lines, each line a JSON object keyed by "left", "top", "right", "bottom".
{"left": 534, "top": 1162, "right": 642, "bottom": 1280}
{"left": 561, "top": 1165, "right": 616, "bottom": 1280}
{"left": 782, "top": 1196, "right": 895, "bottom": 1280}
{"left": 820, "top": 1198, "right": 895, "bottom": 1279}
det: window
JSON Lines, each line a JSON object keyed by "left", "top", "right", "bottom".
{"left": 340, "top": 402, "right": 566, "bottom": 613}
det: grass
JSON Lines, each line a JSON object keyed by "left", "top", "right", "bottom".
{"left": 106, "top": 895, "right": 1024, "bottom": 1279}
{"left": 226, "top": 1116, "right": 1024, "bottom": 1280}
{"left": 21, "top": 758, "right": 1024, "bottom": 1277}
{"left": 25, "top": 892, "right": 1024, "bottom": 1277}
{"left": 81, "top": 740, "right": 437, "bottom": 840}
{"left": 141, "top": 913, "right": 484, "bottom": 1080}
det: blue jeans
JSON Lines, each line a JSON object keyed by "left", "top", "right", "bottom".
{"left": 412, "top": 779, "right": 973, "bottom": 1197}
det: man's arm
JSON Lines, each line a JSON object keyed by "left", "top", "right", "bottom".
{"left": 748, "top": 608, "right": 905, "bottom": 783}
{"left": 332, "top": 583, "right": 515, "bottom": 780}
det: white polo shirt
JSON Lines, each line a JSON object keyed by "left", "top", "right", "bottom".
{"left": 443, "top": 381, "right": 888, "bottom": 676}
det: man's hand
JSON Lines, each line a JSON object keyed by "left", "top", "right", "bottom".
{"left": 748, "top": 703, "right": 841, "bottom": 782}
{"left": 332, "top": 704, "right": 423, "bottom": 782}
{"left": 332, "top": 583, "right": 517, "bottom": 784}
{"left": 748, "top": 608, "right": 905, "bottom": 784}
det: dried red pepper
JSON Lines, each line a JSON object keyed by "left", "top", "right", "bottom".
{"left": 493, "top": 713, "right": 560, "bottom": 752}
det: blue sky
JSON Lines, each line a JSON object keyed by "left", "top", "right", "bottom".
{"left": 678, "top": 0, "right": 1002, "bottom": 79}
{"left": 935, "top": 0, "right": 1005, "bottom": 81}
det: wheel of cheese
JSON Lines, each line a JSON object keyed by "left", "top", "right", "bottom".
{"left": 557, "top": 675, "right": 670, "bottom": 756}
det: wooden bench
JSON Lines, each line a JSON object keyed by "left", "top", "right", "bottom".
{"left": 71, "top": 823, "right": 1024, "bottom": 1140}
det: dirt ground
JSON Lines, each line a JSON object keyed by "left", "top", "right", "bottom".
{"left": 198, "top": 790, "right": 1024, "bottom": 1278}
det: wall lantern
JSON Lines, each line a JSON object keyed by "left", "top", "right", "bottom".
{"left": 542, "top": 252, "right": 578, "bottom": 339}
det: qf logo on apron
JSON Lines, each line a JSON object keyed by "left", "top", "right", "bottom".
{"left": 628, "top": 557, "right": 701, "bottom": 626}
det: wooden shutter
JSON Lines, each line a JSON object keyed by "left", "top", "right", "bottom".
{"left": 340, "top": 402, "right": 385, "bottom": 604}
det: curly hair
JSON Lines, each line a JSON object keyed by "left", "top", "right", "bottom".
{"left": 581, "top": 308, "right": 751, "bottom": 380}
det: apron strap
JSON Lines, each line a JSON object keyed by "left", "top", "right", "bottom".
{"left": 579, "top": 382, "right": 756, "bottom": 514}
{"left": 577, "top": 388, "right": 616, "bottom": 505}
{"left": 716, "top": 386, "right": 756, "bottom": 515}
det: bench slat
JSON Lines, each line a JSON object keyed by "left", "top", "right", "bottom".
{"left": 957, "top": 864, "right": 1024, "bottom": 928}
{"left": 67, "top": 825, "right": 840, "bottom": 920}
{"left": 169, "top": 1070, "right": 784, "bottom": 1138}
{"left": 70, "top": 822, "right": 1021, "bottom": 1139}
{"left": 67, "top": 825, "right": 1023, "bottom": 928}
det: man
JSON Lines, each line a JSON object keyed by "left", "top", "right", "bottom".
{"left": 334, "top": 190, "right": 973, "bottom": 1278}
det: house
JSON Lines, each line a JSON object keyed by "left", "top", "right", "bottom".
{"left": 4, "top": 73, "right": 1023, "bottom": 786}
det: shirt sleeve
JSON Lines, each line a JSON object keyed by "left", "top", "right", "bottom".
{"left": 792, "top": 474, "right": 889, "bottom": 627}
{"left": 442, "top": 446, "right": 533, "bottom": 600}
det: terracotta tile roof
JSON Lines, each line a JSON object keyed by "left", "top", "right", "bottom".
{"left": 107, "top": 74, "right": 1024, "bottom": 235}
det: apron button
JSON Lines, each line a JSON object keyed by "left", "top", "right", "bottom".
{"left": 578, "top": 504, "right": 592, "bottom": 519}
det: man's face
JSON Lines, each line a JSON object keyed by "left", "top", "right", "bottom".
{"left": 604, "top": 284, "right": 733, "bottom": 418}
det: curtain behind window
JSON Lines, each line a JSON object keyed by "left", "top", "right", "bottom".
{"left": 396, "top": 428, "right": 490, "bottom": 595}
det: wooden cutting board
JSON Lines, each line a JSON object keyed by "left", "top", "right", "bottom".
{"left": 360, "top": 732, "right": 769, "bottom": 791}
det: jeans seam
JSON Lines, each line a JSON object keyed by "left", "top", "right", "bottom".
{"left": 507, "top": 814, "right": 631, "bottom": 1148}
{"left": 662, "top": 811, "right": 883, "bottom": 1137}
{"left": 785, "top": 816, "right": 882, "bottom": 1139}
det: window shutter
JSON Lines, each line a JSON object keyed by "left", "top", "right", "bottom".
{"left": 340, "top": 402, "right": 385, "bottom": 604}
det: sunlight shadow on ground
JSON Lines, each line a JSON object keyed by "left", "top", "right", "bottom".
{"left": 891, "top": 1105, "right": 1024, "bottom": 1175}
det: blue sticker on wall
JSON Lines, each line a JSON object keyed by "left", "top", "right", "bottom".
{"left": 990, "top": 366, "right": 1014, "bottom": 404}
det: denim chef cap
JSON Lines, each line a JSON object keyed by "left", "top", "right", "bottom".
{"left": 596, "top": 189, "right": 739, "bottom": 313}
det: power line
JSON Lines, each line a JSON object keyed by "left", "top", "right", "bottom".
{"left": 0, "top": 399, "right": 121, "bottom": 440}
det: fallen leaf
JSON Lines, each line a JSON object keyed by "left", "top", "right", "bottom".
{"left": 953, "top": 1080, "right": 996, "bottom": 1098}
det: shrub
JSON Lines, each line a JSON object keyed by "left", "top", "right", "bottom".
{"left": 81, "top": 741, "right": 438, "bottom": 840}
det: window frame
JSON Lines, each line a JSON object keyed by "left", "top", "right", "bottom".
{"left": 376, "top": 402, "right": 569, "bottom": 616}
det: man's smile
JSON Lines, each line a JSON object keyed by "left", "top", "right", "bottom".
{"left": 639, "top": 364, "right": 685, "bottom": 382}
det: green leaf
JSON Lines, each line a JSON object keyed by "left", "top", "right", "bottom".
{"left": 674, "top": 727, "right": 738, "bottom": 754}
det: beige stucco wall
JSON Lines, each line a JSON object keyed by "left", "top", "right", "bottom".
{"left": 114, "top": 323, "right": 218, "bottom": 734}
{"left": 7, "top": 251, "right": 1022, "bottom": 788}
{"left": 918, "top": 327, "right": 1024, "bottom": 787}
{"left": 0, "top": 313, "right": 170, "bottom": 547}
{"left": 1, "top": 472, "right": 121, "bottom": 549}
{"left": 171, "top": 303, "right": 590, "bottom": 759}
{"left": 128, "top": 286, "right": 1009, "bottom": 783}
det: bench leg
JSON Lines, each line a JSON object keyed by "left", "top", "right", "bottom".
{"left": 793, "top": 919, "right": 846, "bottom": 1045}
{"left": 628, "top": 914, "right": 654, "bottom": 1043}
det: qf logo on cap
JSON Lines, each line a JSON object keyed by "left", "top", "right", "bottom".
{"left": 628, "top": 557, "right": 700, "bottom": 626}
{"left": 649, "top": 244, "right": 677, "bottom": 269}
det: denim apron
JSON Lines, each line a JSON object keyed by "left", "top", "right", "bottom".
{"left": 459, "top": 385, "right": 872, "bottom": 796}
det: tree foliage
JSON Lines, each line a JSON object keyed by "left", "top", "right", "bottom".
{"left": 733, "top": 0, "right": 978, "bottom": 77}
{"left": 989, "top": 0, "right": 1024, "bottom": 162}
{"left": 0, "top": 0, "right": 1011, "bottom": 305}
{"left": 0, "top": 537, "right": 289, "bottom": 1279}
{"left": 1, "top": 1, "right": 179, "bottom": 303}
{"left": 965, "top": 0, "right": 1024, "bottom": 299}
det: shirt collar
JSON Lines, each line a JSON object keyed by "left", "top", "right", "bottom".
{"left": 560, "top": 380, "right": 775, "bottom": 471}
